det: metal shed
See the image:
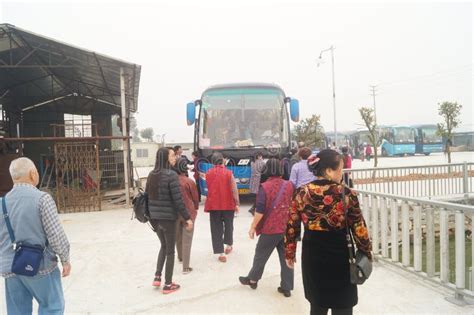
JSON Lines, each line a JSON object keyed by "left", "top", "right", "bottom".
{"left": 0, "top": 23, "right": 141, "bottom": 211}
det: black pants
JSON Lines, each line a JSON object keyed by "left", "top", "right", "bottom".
{"left": 150, "top": 219, "right": 176, "bottom": 285}
{"left": 248, "top": 193, "right": 257, "bottom": 215}
{"left": 310, "top": 304, "right": 353, "bottom": 315}
{"left": 247, "top": 233, "right": 294, "bottom": 291}
{"left": 209, "top": 210, "right": 234, "bottom": 254}
{"left": 196, "top": 181, "right": 202, "bottom": 202}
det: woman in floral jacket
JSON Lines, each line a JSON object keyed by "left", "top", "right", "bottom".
{"left": 284, "top": 149, "right": 372, "bottom": 315}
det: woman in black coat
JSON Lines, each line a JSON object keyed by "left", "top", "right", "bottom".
{"left": 146, "top": 147, "right": 193, "bottom": 294}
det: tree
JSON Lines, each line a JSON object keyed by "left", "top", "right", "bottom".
{"left": 140, "top": 127, "right": 155, "bottom": 142}
{"left": 293, "top": 115, "right": 325, "bottom": 149}
{"left": 132, "top": 128, "right": 141, "bottom": 143}
{"left": 437, "top": 101, "right": 462, "bottom": 163}
{"left": 359, "top": 107, "right": 382, "bottom": 167}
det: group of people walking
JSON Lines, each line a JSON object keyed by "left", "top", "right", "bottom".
{"left": 145, "top": 147, "right": 240, "bottom": 294}
{"left": 242, "top": 147, "right": 372, "bottom": 314}
{"left": 0, "top": 145, "right": 372, "bottom": 315}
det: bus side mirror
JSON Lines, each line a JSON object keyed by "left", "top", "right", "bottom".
{"left": 186, "top": 102, "right": 196, "bottom": 126}
{"left": 289, "top": 98, "right": 300, "bottom": 122}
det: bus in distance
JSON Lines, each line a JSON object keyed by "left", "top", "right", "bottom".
{"left": 186, "top": 83, "right": 299, "bottom": 196}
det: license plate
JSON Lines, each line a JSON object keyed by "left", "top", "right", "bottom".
{"left": 238, "top": 189, "right": 250, "bottom": 194}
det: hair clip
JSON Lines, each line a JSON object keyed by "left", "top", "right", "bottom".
{"left": 308, "top": 155, "right": 320, "bottom": 166}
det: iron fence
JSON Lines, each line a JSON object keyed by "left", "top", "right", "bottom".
{"left": 344, "top": 162, "right": 474, "bottom": 197}
{"left": 357, "top": 189, "right": 474, "bottom": 304}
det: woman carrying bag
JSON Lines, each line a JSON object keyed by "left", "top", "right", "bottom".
{"left": 146, "top": 147, "right": 193, "bottom": 294}
{"left": 284, "top": 149, "right": 372, "bottom": 315}
{"left": 239, "top": 159, "right": 294, "bottom": 297}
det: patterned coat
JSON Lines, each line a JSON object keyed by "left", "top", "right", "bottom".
{"left": 284, "top": 179, "right": 372, "bottom": 260}
{"left": 249, "top": 159, "right": 266, "bottom": 194}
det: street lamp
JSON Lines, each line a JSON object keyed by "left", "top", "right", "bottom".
{"left": 317, "top": 45, "right": 337, "bottom": 148}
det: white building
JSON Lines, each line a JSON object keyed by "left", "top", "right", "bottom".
{"left": 131, "top": 142, "right": 160, "bottom": 167}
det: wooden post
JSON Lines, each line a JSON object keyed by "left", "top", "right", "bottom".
{"left": 120, "top": 68, "right": 131, "bottom": 207}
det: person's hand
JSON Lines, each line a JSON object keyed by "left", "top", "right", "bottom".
{"left": 185, "top": 219, "right": 194, "bottom": 231}
{"left": 235, "top": 206, "right": 240, "bottom": 213}
{"left": 248, "top": 226, "right": 256, "bottom": 239}
{"left": 62, "top": 262, "right": 71, "bottom": 277}
{"left": 286, "top": 259, "right": 295, "bottom": 269}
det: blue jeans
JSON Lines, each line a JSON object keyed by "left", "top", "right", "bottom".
{"left": 5, "top": 267, "right": 64, "bottom": 315}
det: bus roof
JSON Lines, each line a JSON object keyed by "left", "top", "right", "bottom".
{"left": 411, "top": 124, "right": 438, "bottom": 129}
{"left": 203, "top": 83, "right": 286, "bottom": 96}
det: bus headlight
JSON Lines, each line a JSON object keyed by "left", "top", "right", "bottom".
{"left": 236, "top": 178, "right": 250, "bottom": 185}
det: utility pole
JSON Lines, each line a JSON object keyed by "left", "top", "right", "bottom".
{"left": 370, "top": 85, "right": 379, "bottom": 167}
{"left": 370, "top": 85, "right": 377, "bottom": 127}
{"left": 318, "top": 45, "right": 337, "bottom": 148}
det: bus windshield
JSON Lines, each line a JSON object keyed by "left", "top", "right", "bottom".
{"left": 393, "top": 127, "right": 415, "bottom": 143}
{"left": 422, "top": 127, "right": 442, "bottom": 143}
{"left": 198, "top": 89, "right": 289, "bottom": 149}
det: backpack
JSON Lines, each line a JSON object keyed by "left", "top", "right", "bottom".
{"left": 131, "top": 189, "right": 150, "bottom": 223}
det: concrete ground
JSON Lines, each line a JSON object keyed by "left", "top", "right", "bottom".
{"left": 2, "top": 202, "right": 473, "bottom": 314}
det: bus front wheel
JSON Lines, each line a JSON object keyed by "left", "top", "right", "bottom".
{"left": 424, "top": 152, "right": 431, "bottom": 156}
{"left": 382, "top": 148, "right": 388, "bottom": 157}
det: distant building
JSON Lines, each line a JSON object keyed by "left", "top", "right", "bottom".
{"left": 131, "top": 142, "right": 160, "bottom": 167}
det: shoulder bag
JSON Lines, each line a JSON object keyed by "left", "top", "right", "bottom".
{"left": 342, "top": 186, "right": 372, "bottom": 285}
{"left": 1, "top": 197, "right": 46, "bottom": 277}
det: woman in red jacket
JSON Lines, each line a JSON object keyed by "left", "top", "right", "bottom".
{"left": 204, "top": 152, "right": 240, "bottom": 263}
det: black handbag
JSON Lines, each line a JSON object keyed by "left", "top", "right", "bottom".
{"left": 342, "top": 185, "right": 372, "bottom": 285}
{"left": 2, "top": 197, "right": 46, "bottom": 277}
{"left": 131, "top": 188, "right": 149, "bottom": 223}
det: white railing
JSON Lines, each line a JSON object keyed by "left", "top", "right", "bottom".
{"left": 357, "top": 189, "right": 474, "bottom": 304}
{"left": 345, "top": 162, "right": 474, "bottom": 197}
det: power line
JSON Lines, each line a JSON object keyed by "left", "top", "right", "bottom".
{"left": 377, "top": 64, "right": 472, "bottom": 87}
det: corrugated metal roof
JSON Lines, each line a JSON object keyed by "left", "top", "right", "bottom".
{"left": 0, "top": 23, "right": 141, "bottom": 114}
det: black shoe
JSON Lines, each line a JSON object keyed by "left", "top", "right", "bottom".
{"left": 277, "top": 287, "right": 291, "bottom": 297}
{"left": 239, "top": 276, "right": 258, "bottom": 289}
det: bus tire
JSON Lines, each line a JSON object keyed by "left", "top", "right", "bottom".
{"left": 382, "top": 148, "right": 388, "bottom": 157}
{"left": 424, "top": 152, "right": 431, "bottom": 156}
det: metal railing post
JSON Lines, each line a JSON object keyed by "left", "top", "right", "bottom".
{"left": 463, "top": 161, "right": 469, "bottom": 195}
{"left": 391, "top": 199, "right": 399, "bottom": 262}
{"left": 381, "top": 197, "right": 389, "bottom": 257}
{"left": 413, "top": 205, "right": 422, "bottom": 272}
{"left": 372, "top": 196, "right": 379, "bottom": 255}
{"left": 426, "top": 208, "right": 435, "bottom": 277}
{"left": 440, "top": 208, "right": 449, "bottom": 283}
{"left": 402, "top": 202, "right": 410, "bottom": 267}
{"left": 455, "top": 210, "right": 466, "bottom": 300}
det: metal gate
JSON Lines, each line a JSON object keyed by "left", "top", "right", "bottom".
{"left": 54, "top": 141, "right": 101, "bottom": 213}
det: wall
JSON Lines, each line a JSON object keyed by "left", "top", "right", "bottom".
{"left": 131, "top": 142, "right": 159, "bottom": 167}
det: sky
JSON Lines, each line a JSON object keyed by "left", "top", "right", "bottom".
{"left": 1, "top": 0, "right": 472, "bottom": 143}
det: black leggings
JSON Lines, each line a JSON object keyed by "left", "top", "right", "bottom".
{"left": 311, "top": 304, "right": 353, "bottom": 315}
{"left": 150, "top": 219, "right": 176, "bottom": 285}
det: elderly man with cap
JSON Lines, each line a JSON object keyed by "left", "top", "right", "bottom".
{"left": 0, "top": 157, "right": 71, "bottom": 315}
